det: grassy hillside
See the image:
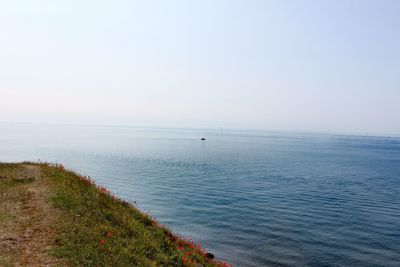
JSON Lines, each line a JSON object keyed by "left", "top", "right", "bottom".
{"left": 0, "top": 162, "right": 230, "bottom": 267}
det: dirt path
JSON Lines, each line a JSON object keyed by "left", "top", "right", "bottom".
{"left": 0, "top": 164, "right": 61, "bottom": 267}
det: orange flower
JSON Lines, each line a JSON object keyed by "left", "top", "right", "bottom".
{"left": 99, "top": 239, "right": 106, "bottom": 245}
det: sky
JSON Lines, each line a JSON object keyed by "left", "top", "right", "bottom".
{"left": 1, "top": 0, "right": 399, "bottom": 135}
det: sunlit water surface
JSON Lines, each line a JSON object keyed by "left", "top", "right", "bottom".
{"left": 1, "top": 123, "right": 399, "bottom": 266}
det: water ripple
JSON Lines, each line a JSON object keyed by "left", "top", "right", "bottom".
{"left": 1, "top": 124, "right": 400, "bottom": 266}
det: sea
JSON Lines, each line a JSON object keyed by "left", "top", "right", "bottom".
{"left": 1, "top": 122, "right": 399, "bottom": 267}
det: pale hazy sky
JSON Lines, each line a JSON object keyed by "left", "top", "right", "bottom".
{"left": 1, "top": 0, "right": 399, "bottom": 135}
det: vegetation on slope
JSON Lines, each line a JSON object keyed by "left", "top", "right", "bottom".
{"left": 0, "top": 162, "right": 230, "bottom": 267}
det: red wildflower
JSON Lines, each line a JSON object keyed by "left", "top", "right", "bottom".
{"left": 99, "top": 239, "right": 106, "bottom": 245}
{"left": 105, "top": 231, "right": 113, "bottom": 238}
{"left": 100, "top": 187, "right": 108, "bottom": 193}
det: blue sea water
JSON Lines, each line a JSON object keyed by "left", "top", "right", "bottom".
{"left": 1, "top": 122, "right": 399, "bottom": 267}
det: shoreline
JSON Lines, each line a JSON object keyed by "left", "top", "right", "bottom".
{"left": 0, "top": 162, "right": 230, "bottom": 267}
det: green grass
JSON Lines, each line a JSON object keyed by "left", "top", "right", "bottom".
{"left": 0, "top": 256, "right": 13, "bottom": 267}
{"left": 38, "top": 163, "right": 229, "bottom": 267}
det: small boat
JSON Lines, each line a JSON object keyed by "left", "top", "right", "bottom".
{"left": 201, "top": 138, "right": 206, "bottom": 141}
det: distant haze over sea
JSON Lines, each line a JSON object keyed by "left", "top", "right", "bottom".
{"left": 1, "top": 1, "right": 400, "bottom": 135}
